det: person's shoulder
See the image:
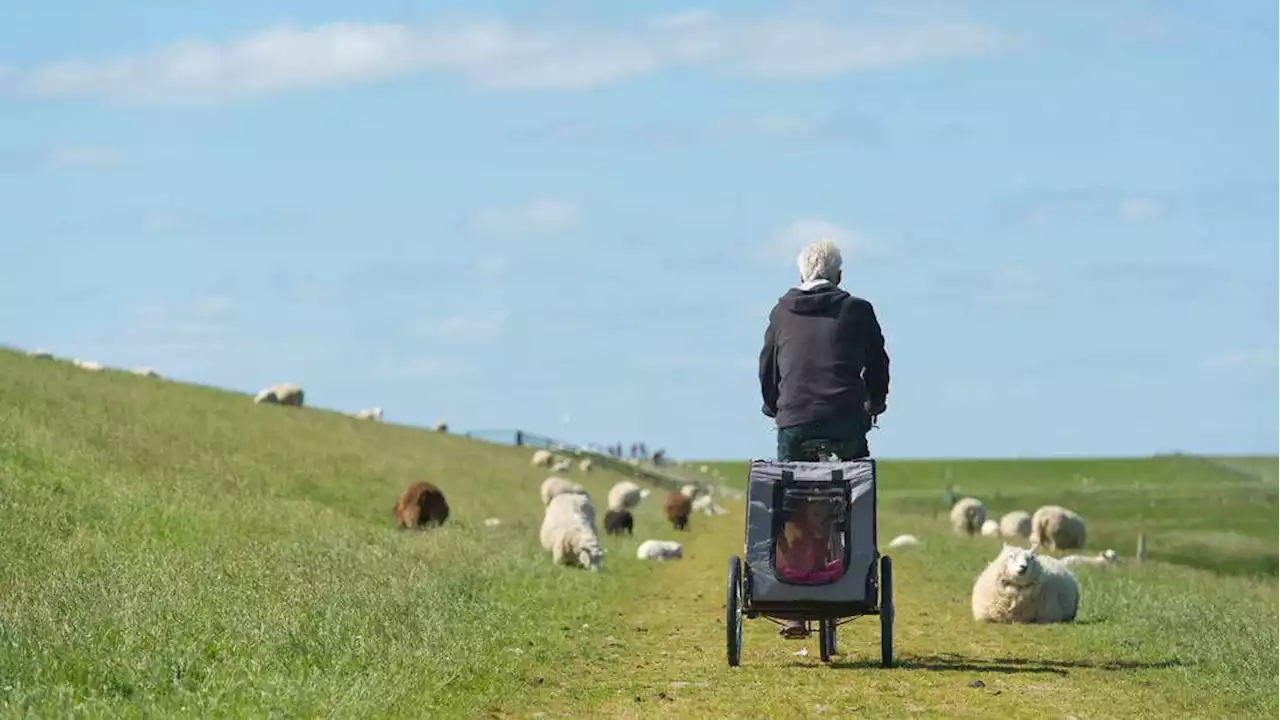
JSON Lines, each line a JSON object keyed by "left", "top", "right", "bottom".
{"left": 837, "top": 290, "right": 875, "bottom": 311}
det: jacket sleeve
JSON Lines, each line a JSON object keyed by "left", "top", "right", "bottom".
{"left": 759, "top": 313, "right": 780, "bottom": 418}
{"left": 862, "top": 302, "right": 890, "bottom": 407}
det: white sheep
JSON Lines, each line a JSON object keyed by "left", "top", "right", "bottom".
{"left": 540, "top": 492, "right": 604, "bottom": 572}
{"left": 72, "top": 359, "right": 105, "bottom": 371}
{"left": 607, "top": 480, "right": 644, "bottom": 512}
{"left": 887, "top": 534, "right": 920, "bottom": 549}
{"left": 999, "top": 510, "right": 1032, "bottom": 539}
{"left": 27, "top": 349, "right": 53, "bottom": 360}
{"left": 1030, "top": 505, "right": 1087, "bottom": 551}
{"left": 578, "top": 458, "right": 594, "bottom": 472}
{"left": 483, "top": 518, "right": 503, "bottom": 527}
{"left": 530, "top": 449, "right": 553, "bottom": 467}
{"left": 680, "top": 483, "right": 704, "bottom": 499}
{"left": 131, "top": 367, "right": 160, "bottom": 378}
{"left": 636, "top": 539, "right": 683, "bottom": 561}
{"left": 352, "top": 407, "right": 383, "bottom": 421}
{"left": 980, "top": 519, "right": 1001, "bottom": 537}
{"left": 540, "top": 475, "right": 586, "bottom": 507}
{"left": 971, "top": 542, "right": 1079, "bottom": 624}
{"left": 1061, "top": 549, "right": 1119, "bottom": 569}
{"left": 254, "top": 382, "right": 304, "bottom": 407}
{"left": 549, "top": 457, "right": 572, "bottom": 474}
{"left": 692, "top": 493, "right": 728, "bottom": 516}
{"left": 950, "top": 497, "right": 987, "bottom": 536}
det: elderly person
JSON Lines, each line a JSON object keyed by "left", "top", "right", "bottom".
{"left": 759, "top": 237, "right": 890, "bottom": 638}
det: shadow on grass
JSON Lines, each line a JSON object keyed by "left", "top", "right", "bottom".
{"left": 804, "top": 653, "right": 1186, "bottom": 675}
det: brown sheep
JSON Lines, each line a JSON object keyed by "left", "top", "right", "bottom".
{"left": 393, "top": 481, "right": 450, "bottom": 529}
{"left": 662, "top": 491, "right": 693, "bottom": 531}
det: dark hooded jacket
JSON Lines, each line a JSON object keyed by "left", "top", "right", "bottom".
{"left": 759, "top": 282, "right": 890, "bottom": 429}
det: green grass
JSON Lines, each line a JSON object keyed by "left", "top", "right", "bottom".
{"left": 1, "top": 349, "right": 1276, "bottom": 718}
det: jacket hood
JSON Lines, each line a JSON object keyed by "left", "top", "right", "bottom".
{"left": 778, "top": 283, "right": 849, "bottom": 315}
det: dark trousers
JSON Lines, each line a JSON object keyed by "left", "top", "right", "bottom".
{"left": 776, "top": 414, "right": 871, "bottom": 462}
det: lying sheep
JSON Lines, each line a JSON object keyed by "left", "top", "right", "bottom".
{"left": 662, "top": 491, "right": 693, "bottom": 531}
{"left": 483, "top": 518, "right": 503, "bottom": 527}
{"left": 980, "top": 519, "right": 1001, "bottom": 537}
{"left": 352, "top": 407, "right": 383, "bottom": 421}
{"left": 1061, "top": 549, "right": 1118, "bottom": 569}
{"left": 549, "top": 457, "right": 572, "bottom": 474}
{"left": 1030, "top": 505, "right": 1087, "bottom": 551}
{"left": 27, "top": 349, "right": 53, "bottom": 359}
{"left": 999, "top": 510, "right": 1032, "bottom": 539}
{"left": 603, "top": 509, "right": 634, "bottom": 536}
{"left": 393, "top": 481, "right": 450, "bottom": 529}
{"left": 692, "top": 493, "right": 728, "bottom": 516}
{"left": 607, "top": 481, "right": 644, "bottom": 512}
{"left": 887, "top": 534, "right": 920, "bottom": 549}
{"left": 540, "top": 475, "right": 586, "bottom": 507}
{"left": 950, "top": 497, "right": 987, "bottom": 536}
{"left": 254, "top": 382, "right": 304, "bottom": 407}
{"left": 131, "top": 367, "right": 160, "bottom": 378}
{"left": 73, "top": 359, "right": 105, "bottom": 371}
{"left": 531, "top": 449, "right": 553, "bottom": 467}
{"left": 540, "top": 492, "right": 603, "bottom": 572}
{"left": 636, "top": 539, "right": 683, "bottom": 561}
{"left": 578, "top": 458, "right": 594, "bottom": 472}
{"left": 971, "top": 542, "right": 1079, "bottom": 624}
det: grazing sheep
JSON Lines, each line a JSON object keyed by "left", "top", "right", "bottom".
{"left": 393, "top": 481, "right": 450, "bottom": 529}
{"left": 540, "top": 492, "right": 604, "bottom": 572}
{"left": 434, "top": 421, "right": 448, "bottom": 433}
{"left": 606, "top": 480, "right": 644, "bottom": 512}
{"left": 999, "top": 510, "right": 1033, "bottom": 539}
{"left": 887, "top": 534, "right": 920, "bottom": 549}
{"left": 27, "top": 349, "right": 53, "bottom": 359}
{"left": 603, "top": 509, "right": 634, "bottom": 536}
{"left": 1030, "top": 505, "right": 1087, "bottom": 551}
{"left": 971, "top": 542, "right": 1079, "bottom": 624}
{"left": 636, "top": 539, "right": 683, "bottom": 561}
{"left": 131, "top": 367, "right": 160, "bottom": 378}
{"left": 578, "top": 458, "right": 594, "bottom": 472}
{"left": 73, "top": 359, "right": 105, "bottom": 371}
{"left": 949, "top": 497, "right": 987, "bottom": 536}
{"left": 1061, "top": 549, "right": 1119, "bottom": 569}
{"left": 254, "top": 382, "right": 304, "bottom": 407}
{"left": 549, "top": 457, "right": 572, "bottom": 474}
{"left": 352, "top": 407, "right": 384, "bottom": 421}
{"left": 980, "top": 519, "right": 1001, "bottom": 537}
{"left": 540, "top": 475, "right": 587, "bottom": 507}
{"left": 662, "top": 491, "right": 693, "bottom": 531}
{"left": 530, "top": 449, "right": 553, "bottom": 467}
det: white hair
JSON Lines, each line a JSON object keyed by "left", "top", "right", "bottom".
{"left": 796, "top": 238, "right": 842, "bottom": 283}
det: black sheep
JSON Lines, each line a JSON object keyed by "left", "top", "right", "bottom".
{"left": 603, "top": 509, "right": 634, "bottom": 536}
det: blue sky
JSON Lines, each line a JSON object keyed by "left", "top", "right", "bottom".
{"left": 1, "top": 0, "right": 1276, "bottom": 460}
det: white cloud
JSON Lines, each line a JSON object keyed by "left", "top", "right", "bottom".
{"left": 412, "top": 311, "right": 507, "bottom": 342}
{"left": 0, "top": 12, "right": 1006, "bottom": 105}
{"left": 46, "top": 145, "right": 124, "bottom": 168}
{"left": 468, "top": 198, "right": 583, "bottom": 236}
{"left": 753, "top": 218, "right": 873, "bottom": 267}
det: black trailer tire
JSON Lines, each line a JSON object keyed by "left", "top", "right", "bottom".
{"left": 727, "top": 556, "right": 743, "bottom": 667}
{"left": 880, "top": 555, "right": 894, "bottom": 668}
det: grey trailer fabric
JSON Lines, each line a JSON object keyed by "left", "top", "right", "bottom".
{"left": 744, "top": 458, "right": 877, "bottom": 606}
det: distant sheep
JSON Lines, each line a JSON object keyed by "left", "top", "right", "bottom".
{"left": 999, "top": 510, "right": 1033, "bottom": 539}
{"left": 949, "top": 497, "right": 987, "bottom": 536}
{"left": 540, "top": 492, "right": 604, "bottom": 572}
{"left": 680, "top": 484, "right": 704, "bottom": 499}
{"left": 662, "top": 491, "right": 693, "bottom": 531}
{"left": 549, "top": 457, "right": 572, "bottom": 474}
{"left": 636, "top": 539, "right": 683, "bottom": 561}
{"left": 131, "top": 367, "right": 160, "bottom": 378}
{"left": 603, "top": 509, "right": 634, "bottom": 536}
{"left": 980, "top": 519, "right": 1001, "bottom": 537}
{"left": 540, "top": 475, "right": 587, "bottom": 507}
{"left": 28, "top": 349, "right": 53, "bottom": 359}
{"left": 531, "top": 449, "right": 553, "bottom": 467}
{"left": 72, "top": 359, "right": 104, "bottom": 372}
{"left": 1061, "top": 549, "right": 1118, "bottom": 569}
{"left": 352, "top": 407, "right": 384, "bottom": 421}
{"left": 971, "top": 542, "right": 1079, "bottom": 624}
{"left": 692, "top": 493, "right": 728, "bottom": 516}
{"left": 483, "top": 518, "right": 503, "bottom": 527}
{"left": 887, "top": 534, "right": 920, "bottom": 549}
{"left": 393, "top": 481, "right": 450, "bottom": 529}
{"left": 254, "top": 382, "right": 304, "bottom": 407}
{"left": 1030, "top": 505, "right": 1087, "bottom": 551}
{"left": 578, "top": 458, "right": 594, "bottom": 472}
{"left": 434, "top": 421, "right": 448, "bottom": 433}
{"left": 607, "top": 481, "right": 644, "bottom": 512}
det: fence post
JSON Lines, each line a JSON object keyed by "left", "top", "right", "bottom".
{"left": 515, "top": 431, "right": 524, "bottom": 447}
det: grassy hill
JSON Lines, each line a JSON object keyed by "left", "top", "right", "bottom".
{"left": 1, "top": 349, "right": 1276, "bottom": 718}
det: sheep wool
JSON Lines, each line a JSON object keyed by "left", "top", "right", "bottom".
{"left": 540, "top": 476, "right": 587, "bottom": 507}
{"left": 950, "top": 497, "right": 987, "bottom": 536}
{"left": 662, "top": 491, "right": 693, "bottom": 531}
{"left": 530, "top": 449, "right": 553, "bottom": 468}
{"left": 540, "top": 492, "right": 604, "bottom": 572}
{"left": 393, "top": 481, "right": 450, "bottom": 529}
{"left": 999, "top": 510, "right": 1033, "bottom": 539}
{"left": 1030, "top": 505, "right": 1087, "bottom": 551}
{"left": 980, "top": 519, "right": 1001, "bottom": 537}
{"left": 636, "top": 539, "right": 683, "bottom": 561}
{"left": 607, "top": 481, "right": 644, "bottom": 512}
{"left": 971, "top": 543, "right": 1079, "bottom": 624}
